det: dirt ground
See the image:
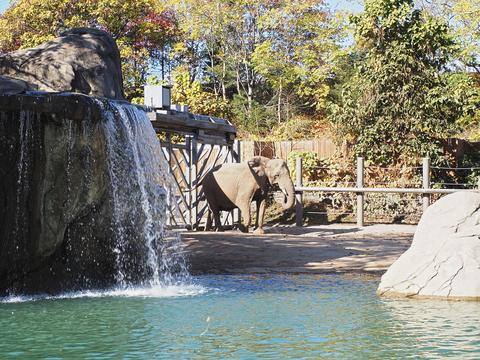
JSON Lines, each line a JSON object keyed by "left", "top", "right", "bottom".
{"left": 181, "top": 224, "right": 415, "bottom": 277}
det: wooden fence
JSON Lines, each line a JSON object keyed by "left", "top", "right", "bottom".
{"left": 162, "top": 136, "right": 240, "bottom": 229}
{"left": 149, "top": 106, "right": 238, "bottom": 229}
{"left": 241, "top": 138, "right": 342, "bottom": 161}
{"left": 241, "top": 138, "right": 479, "bottom": 165}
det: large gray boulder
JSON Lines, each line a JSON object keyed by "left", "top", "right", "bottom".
{"left": 0, "top": 28, "right": 124, "bottom": 99}
{"left": 378, "top": 192, "right": 480, "bottom": 299}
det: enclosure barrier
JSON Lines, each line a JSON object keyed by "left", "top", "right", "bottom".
{"left": 148, "top": 105, "right": 240, "bottom": 229}
{"left": 294, "top": 157, "right": 480, "bottom": 227}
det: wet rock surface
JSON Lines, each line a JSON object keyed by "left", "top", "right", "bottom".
{"left": 0, "top": 28, "right": 124, "bottom": 99}
{"left": 0, "top": 28, "right": 171, "bottom": 296}
{"left": 0, "top": 94, "right": 112, "bottom": 293}
{"left": 0, "top": 93, "right": 167, "bottom": 295}
{"left": 378, "top": 192, "right": 480, "bottom": 299}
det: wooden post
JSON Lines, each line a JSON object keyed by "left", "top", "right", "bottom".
{"left": 356, "top": 157, "right": 364, "bottom": 227}
{"left": 422, "top": 157, "right": 430, "bottom": 212}
{"left": 185, "top": 136, "right": 192, "bottom": 228}
{"left": 191, "top": 137, "right": 198, "bottom": 230}
{"left": 234, "top": 139, "right": 241, "bottom": 163}
{"left": 295, "top": 157, "right": 303, "bottom": 226}
{"left": 166, "top": 132, "right": 173, "bottom": 227}
{"left": 233, "top": 140, "right": 241, "bottom": 226}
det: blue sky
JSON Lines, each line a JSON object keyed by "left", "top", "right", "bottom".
{"left": 328, "top": 0, "right": 363, "bottom": 13}
{"left": 0, "top": 0, "right": 363, "bottom": 15}
{"left": 0, "top": 0, "right": 7, "bottom": 13}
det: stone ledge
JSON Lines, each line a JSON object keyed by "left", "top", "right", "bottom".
{"left": 0, "top": 92, "right": 104, "bottom": 121}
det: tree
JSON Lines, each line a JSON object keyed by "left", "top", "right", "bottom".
{"left": 417, "top": 0, "right": 480, "bottom": 140}
{"left": 332, "top": 0, "right": 474, "bottom": 166}
{"left": 170, "top": 65, "right": 229, "bottom": 118}
{"left": 252, "top": 0, "right": 342, "bottom": 122}
{"left": 418, "top": 0, "right": 480, "bottom": 72}
{"left": 168, "top": 0, "right": 342, "bottom": 137}
{"left": 0, "top": 0, "right": 177, "bottom": 100}
{"left": 169, "top": 0, "right": 271, "bottom": 125}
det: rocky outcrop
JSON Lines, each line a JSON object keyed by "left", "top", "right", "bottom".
{"left": 0, "top": 93, "right": 114, "bottom": 294}
{"left": 377, "top": 192, "right": 480, "bottom": 300}
{"left": 0, "top": 93, "right": 168, "bottom": 295}
{"left": 0, "top": 76, "right": 31, "bottom": 94}
{"left": 0, "top": 28, "right": 124, "bottom": 99}
{"left": 0, "top": 28, "right": 171, "bottom": 295}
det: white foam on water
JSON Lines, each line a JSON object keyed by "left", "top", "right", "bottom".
{"left": 1, "top": 296, "right": 34, "bottom": 304}
{"left": 1, "top": 284, "right": 208, "bottom": 303}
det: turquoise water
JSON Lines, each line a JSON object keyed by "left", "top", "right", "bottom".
{"left": 1, "top": 275, "right": 480, "bottom": 359}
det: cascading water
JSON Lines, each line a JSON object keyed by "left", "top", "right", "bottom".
{"left": 0, "top": 93, "right": 197, "bottom": 298}
{"left": 14, "top": 111, "right": 32, "bottom": 250}
{"left": 100, "top": 99, "right": 190, "bottom": 290}
{"left": 0, "top": 25, "right": 198, "bottom": 297}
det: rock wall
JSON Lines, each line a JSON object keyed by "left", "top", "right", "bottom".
{"left": 377, "top": 191, "right": 480, "bottom": 300}
{"left": 0, "top": 28, "right": 172, "bottom": 295}
{"left": 0, "top": 94, "right": 113, "bottom": 294}
{"left": 0, "top": 93, "right": 168, "bottom": 295}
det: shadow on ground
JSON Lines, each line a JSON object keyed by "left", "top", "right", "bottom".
{"left": 181, "top": 225, "right": 414, "bottom": 277}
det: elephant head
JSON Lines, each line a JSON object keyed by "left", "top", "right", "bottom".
{"left": 248, "top": 156, "right": 295, "bottom": 210}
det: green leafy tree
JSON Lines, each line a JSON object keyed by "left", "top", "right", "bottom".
{"left": 419, "top": 0, "right": 480, "bottom": 72}
{"left": 170, "top": 65, "right": 229, "bottom": 118}
{"left": 252, "top": 1, "right": 343, "bottom": 122}
{"left": 168, "top": 0, "right": 342, "bottom": 137}
{"left": 332, "top": 0, "right": 473, "bottom": 166}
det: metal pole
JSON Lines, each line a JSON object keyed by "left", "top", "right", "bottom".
{"left": 422, "top": 157, "right": 430, "bottom": 212}
{"left": 356, "top": 157, "right": 364, "bottom": 227}
{"left": 295, "top": 157, "right": 303, "bottom": 226}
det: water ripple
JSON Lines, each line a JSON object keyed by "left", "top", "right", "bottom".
{"left": 1, "top": 275, "right": 480, "bottom": 359}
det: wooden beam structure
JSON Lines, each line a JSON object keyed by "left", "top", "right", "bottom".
{"left": 148, "top": 108, "right": 239, "bottom": 229}
{"left": 148, "top": 109, "right": 236, "bottom": 145}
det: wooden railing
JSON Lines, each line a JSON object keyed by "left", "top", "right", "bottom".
{"left": 294, "top": 157, "right": 479, "bottom": 227}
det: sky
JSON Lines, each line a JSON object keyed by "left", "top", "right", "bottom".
{"left": 0, "top": 0, "right": 7, "bottom": 13}
{"left": 328, "top": 0, "right": 363, "bottom": 13}
{"left": 0, "top": 0, "right": 363, "bottom": 15}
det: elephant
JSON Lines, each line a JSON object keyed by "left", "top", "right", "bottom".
{"left": 199, "top": 156, "right": 296, "bottom": 234}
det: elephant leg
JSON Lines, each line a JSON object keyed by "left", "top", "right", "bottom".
{"left": 238, "top": 204, "right": 251, "bottom": 233}
{"left": 205, "top": 209, "right": 213, "bottom": 231}
{"left": 254, "top": 198, "right": 266, "bottom": 235}
{"left": 212, "top": 209, "right": 224, "bottom": 232}
{"left": 254, "top": 200, "right": 260, "bottom": 229}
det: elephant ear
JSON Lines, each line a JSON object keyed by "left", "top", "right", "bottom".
{"left": 247, "top": 156, "right": 266, "bottom": 176}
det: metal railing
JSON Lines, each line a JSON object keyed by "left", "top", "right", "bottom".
{"left": 294, "top": 157, "right": 479, "bottom": 227}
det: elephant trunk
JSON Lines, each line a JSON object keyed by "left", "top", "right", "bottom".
{"left": 279, "top": 178, "right": 295, "bottom": 210}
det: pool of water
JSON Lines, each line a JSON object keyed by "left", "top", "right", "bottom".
{"left": 1, "top": 275, "right": 480, "bottom": 359}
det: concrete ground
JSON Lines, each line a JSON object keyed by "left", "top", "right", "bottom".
{"left": 181, "top": 224, "right": 415, "bottom": 277}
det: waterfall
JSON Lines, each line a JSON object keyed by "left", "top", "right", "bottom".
{"left": 14, "top": 111, "right": 33, "bottom": 246}
{"left": 100, "top": 100, "right": 189, "bottom": 288}
{"left": 1, "top": 93, "right": 192, "bottom": 297}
